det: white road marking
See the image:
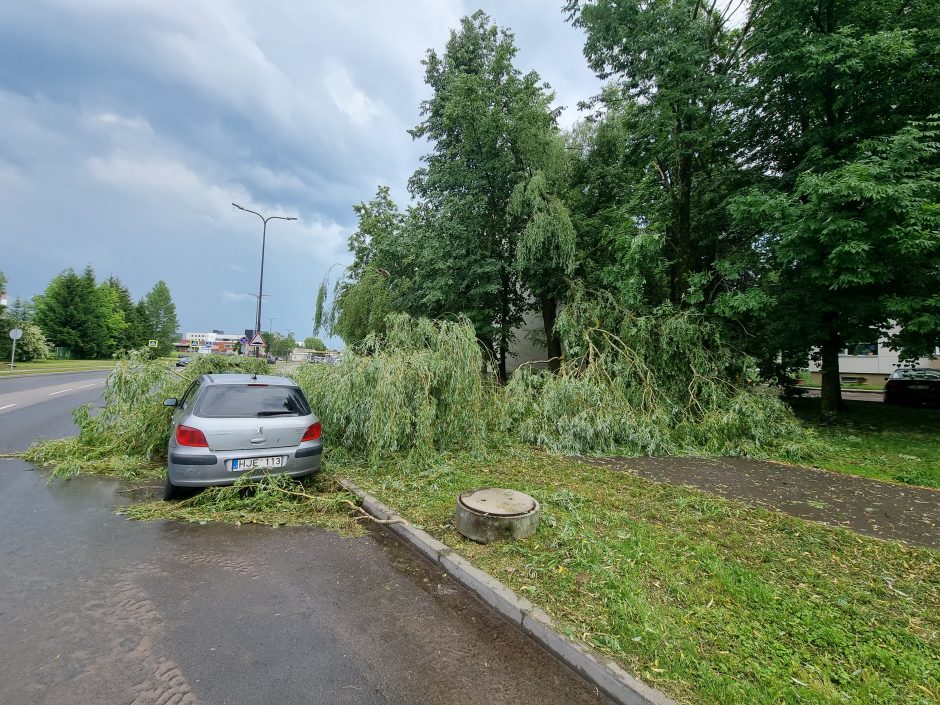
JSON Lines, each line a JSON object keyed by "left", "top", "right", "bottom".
{"left": 0, "top": 403, "right": 15, "bottom": 411}
{"left": 48, "top": 388, "right": 74, "bottom": 396}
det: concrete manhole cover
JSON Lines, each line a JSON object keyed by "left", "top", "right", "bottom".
{"left": 458, "top": 488, "right": 537, "bottom": 517}
{"left": 456, "top": 488, "right": 540, "bottom": 543}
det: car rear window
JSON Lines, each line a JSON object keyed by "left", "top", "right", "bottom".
{"left": 891, "top": 369, "right": 940, "bottom": 380}
{"left": 194, "top": 385, "right": 312, "bottom": 418}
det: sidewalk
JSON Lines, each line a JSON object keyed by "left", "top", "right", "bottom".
{"left": 579, "top": 455, "right": 939, "bottom": 548}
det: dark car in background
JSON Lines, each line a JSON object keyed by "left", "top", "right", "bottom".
{"left": 176, "top": 355, "right": 191, "bottom": 368}
{"left": 884, "top": 368, "right": 940, "bottom": 406}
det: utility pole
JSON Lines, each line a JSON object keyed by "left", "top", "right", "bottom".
{"left": 232, "top": 203, "right": 297, "bottom": 355}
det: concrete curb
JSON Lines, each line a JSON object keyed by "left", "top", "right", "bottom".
{"left": 338, "top": 478, "right": 676, "bottom": 705}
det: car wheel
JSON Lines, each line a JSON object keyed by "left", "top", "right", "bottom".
{"left": 163, "top": 475, "right": 185, "bottom": 501}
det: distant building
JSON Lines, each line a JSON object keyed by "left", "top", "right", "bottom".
{"left": 175, "top": 330, "right": 256, "bottom": 354}
{"left": 807, "top": 328, "right": 939, "bottom": 387}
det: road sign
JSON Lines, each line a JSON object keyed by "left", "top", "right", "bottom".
{"left": 148, "top": 339, "right": 158, "bottom": 348}
{"left": 248, "top": 332, "right": 265, "bottom": 347}
{"left": 8, "top": 328, "right": 23, "bottom": 370}
{"left": 190, "top": 340, "right": 200, "bottom": 349}
{"left": 203, "top": 341, "right": 213, "bottom": 349}
{"left": 239, "top": 336, "right": 248, "bottom": 344}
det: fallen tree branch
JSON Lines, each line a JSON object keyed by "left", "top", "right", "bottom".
{"left": 272, "top": 483, "right": 408, "bottom": 525}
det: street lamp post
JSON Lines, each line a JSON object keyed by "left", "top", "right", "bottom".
{"left": 232, "top": 203, "right": 297, "bottom": 355}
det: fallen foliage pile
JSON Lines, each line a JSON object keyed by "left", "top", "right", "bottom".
{"left": 122, "top": 472, "right": 364, "bottom": 534}
{"left": 25, "top": 311, "right": 812, "bottom": 528}
{"left": 292, "top": 310, "right": 812, "bottom": 461}
{"left": 292, "top": 315, "right": 499, "bottom": 463}
{"left": 23, "top": 351, "right": 268, "bottom": 479}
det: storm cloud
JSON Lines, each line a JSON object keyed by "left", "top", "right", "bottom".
{"left": 0, "top": 0, "right": 598, "bottom": 343}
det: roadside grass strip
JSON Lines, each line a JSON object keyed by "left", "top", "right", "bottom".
{"left": 785, "top": 399, "right": 940, "bottom": 488}
{"left": 338, "top": 449, "right": 940, "bottom": 705}
{"left": 0, "top": 359, "right": 116, "bottom": 376}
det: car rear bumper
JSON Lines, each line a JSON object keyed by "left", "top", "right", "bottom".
{"left": 884, "top": 391, "right": 939, "bottom": 406}
{"left": 167, "top": 442, "right": 323, "bottom": 487}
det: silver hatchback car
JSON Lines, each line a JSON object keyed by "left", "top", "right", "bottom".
{"left": 163, "top": 373, "right": 322, "bottom": 500}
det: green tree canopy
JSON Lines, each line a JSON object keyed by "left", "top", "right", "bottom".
{"left": 1, "top": 276, "right": 50, "bottom": 362}
{"left": 320, "top": 186, "right": 412, "bottom": 346}
{"left": 7, "top": 296, "right": 35, "bottom": 323}
{"left": 565, "top": 0, "right": 757, "bottom": 309}
{"left": 263, "top": 330, "right": 296, "bottom": 359}
{"left": 303, "top": 336, "right": 326, "bottom": 351}
{"left": 736, "top": 0, "right": 940, "bottom": 415}
{"left": 406, "top": 11, "right": 571, "bottom": 379}
{"left": 34, "top": 266, "right": 111, "bottom": 358}
{"left": 140, "top": 281, "right": 179, "bottom": 357}
{"left": 0, "top": 321, "right": 50, "bottom": 362}
{"left": 105, "top": 276, "right": 147, "bottom": 351}
{"left": 738, "top": 121, "right": 940, "bottom": 414}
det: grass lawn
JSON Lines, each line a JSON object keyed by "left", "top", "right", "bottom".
{"left": 0, "top": 358, "right": 116, "bottom": 377}
{"left": 340, "top": 449, "right": 939, "bottom": 705}
{"left": 785, "top": 398, "right": 940, "bottom": 488}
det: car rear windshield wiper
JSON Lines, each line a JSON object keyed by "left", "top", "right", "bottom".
{"left": 256, "top": 410, "right": 299, "bottom": 416}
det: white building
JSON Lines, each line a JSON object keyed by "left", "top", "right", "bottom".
{"left": 807, "top": 329, "right": 939, "bottom": 387}
{"left": 176, "top": 330, "right": 247, "bottom": 354}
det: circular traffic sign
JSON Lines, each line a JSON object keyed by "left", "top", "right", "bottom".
{"left": 9, "top": 328, "right": 23, "bottom": 341}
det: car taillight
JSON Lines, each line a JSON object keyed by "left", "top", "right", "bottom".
{"left": 176, "top": 425, "right": 209, "bottom": 447}
{"left": 301, "top": 422, "right": 321, "bottom": 442}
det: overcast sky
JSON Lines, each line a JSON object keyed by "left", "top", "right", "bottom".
{"left": 0, "top": 0, "right": 600, "bottom": 344}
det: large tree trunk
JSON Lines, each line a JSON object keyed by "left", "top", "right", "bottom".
{"left": 671, "top": 152, "right": 693, "bottom": 306}
{"left": 498, "top": 270, "right": 510, "bottom": 384}
{"left": 819, "top": 332, "right": 844, "bottom": 419}
{"left": 541, "top": 295, "right": 561, "bottom": 374}
{"left": 477, "top": 334, "right": 496, "bottom": 378}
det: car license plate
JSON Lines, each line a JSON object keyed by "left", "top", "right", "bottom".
{"left": 908, "top": 384, "right": 929, "bottom": 390}
{"left": 232, "top": 456, "right": 284, "bottom": 471}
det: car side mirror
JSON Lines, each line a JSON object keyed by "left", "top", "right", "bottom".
{"left": 164, "top": 398, "right": 178, "bottom": 407}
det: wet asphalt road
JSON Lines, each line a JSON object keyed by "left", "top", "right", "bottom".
{"left": 0, "top": 374, "right": 612, "bottom": 705}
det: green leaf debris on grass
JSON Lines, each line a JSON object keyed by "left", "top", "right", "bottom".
{"left": 28, "top": 313, "right": 816, "bottom": 485}
{"left": 293, "top": 311, "right": 814, "bottom": 461}
{"left": 340, "top": 449, "right": 940, "bottom": 705}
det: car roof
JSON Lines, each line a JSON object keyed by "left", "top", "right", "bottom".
{"left": 200, "top": 373, "right": 297, "bottom": 386}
